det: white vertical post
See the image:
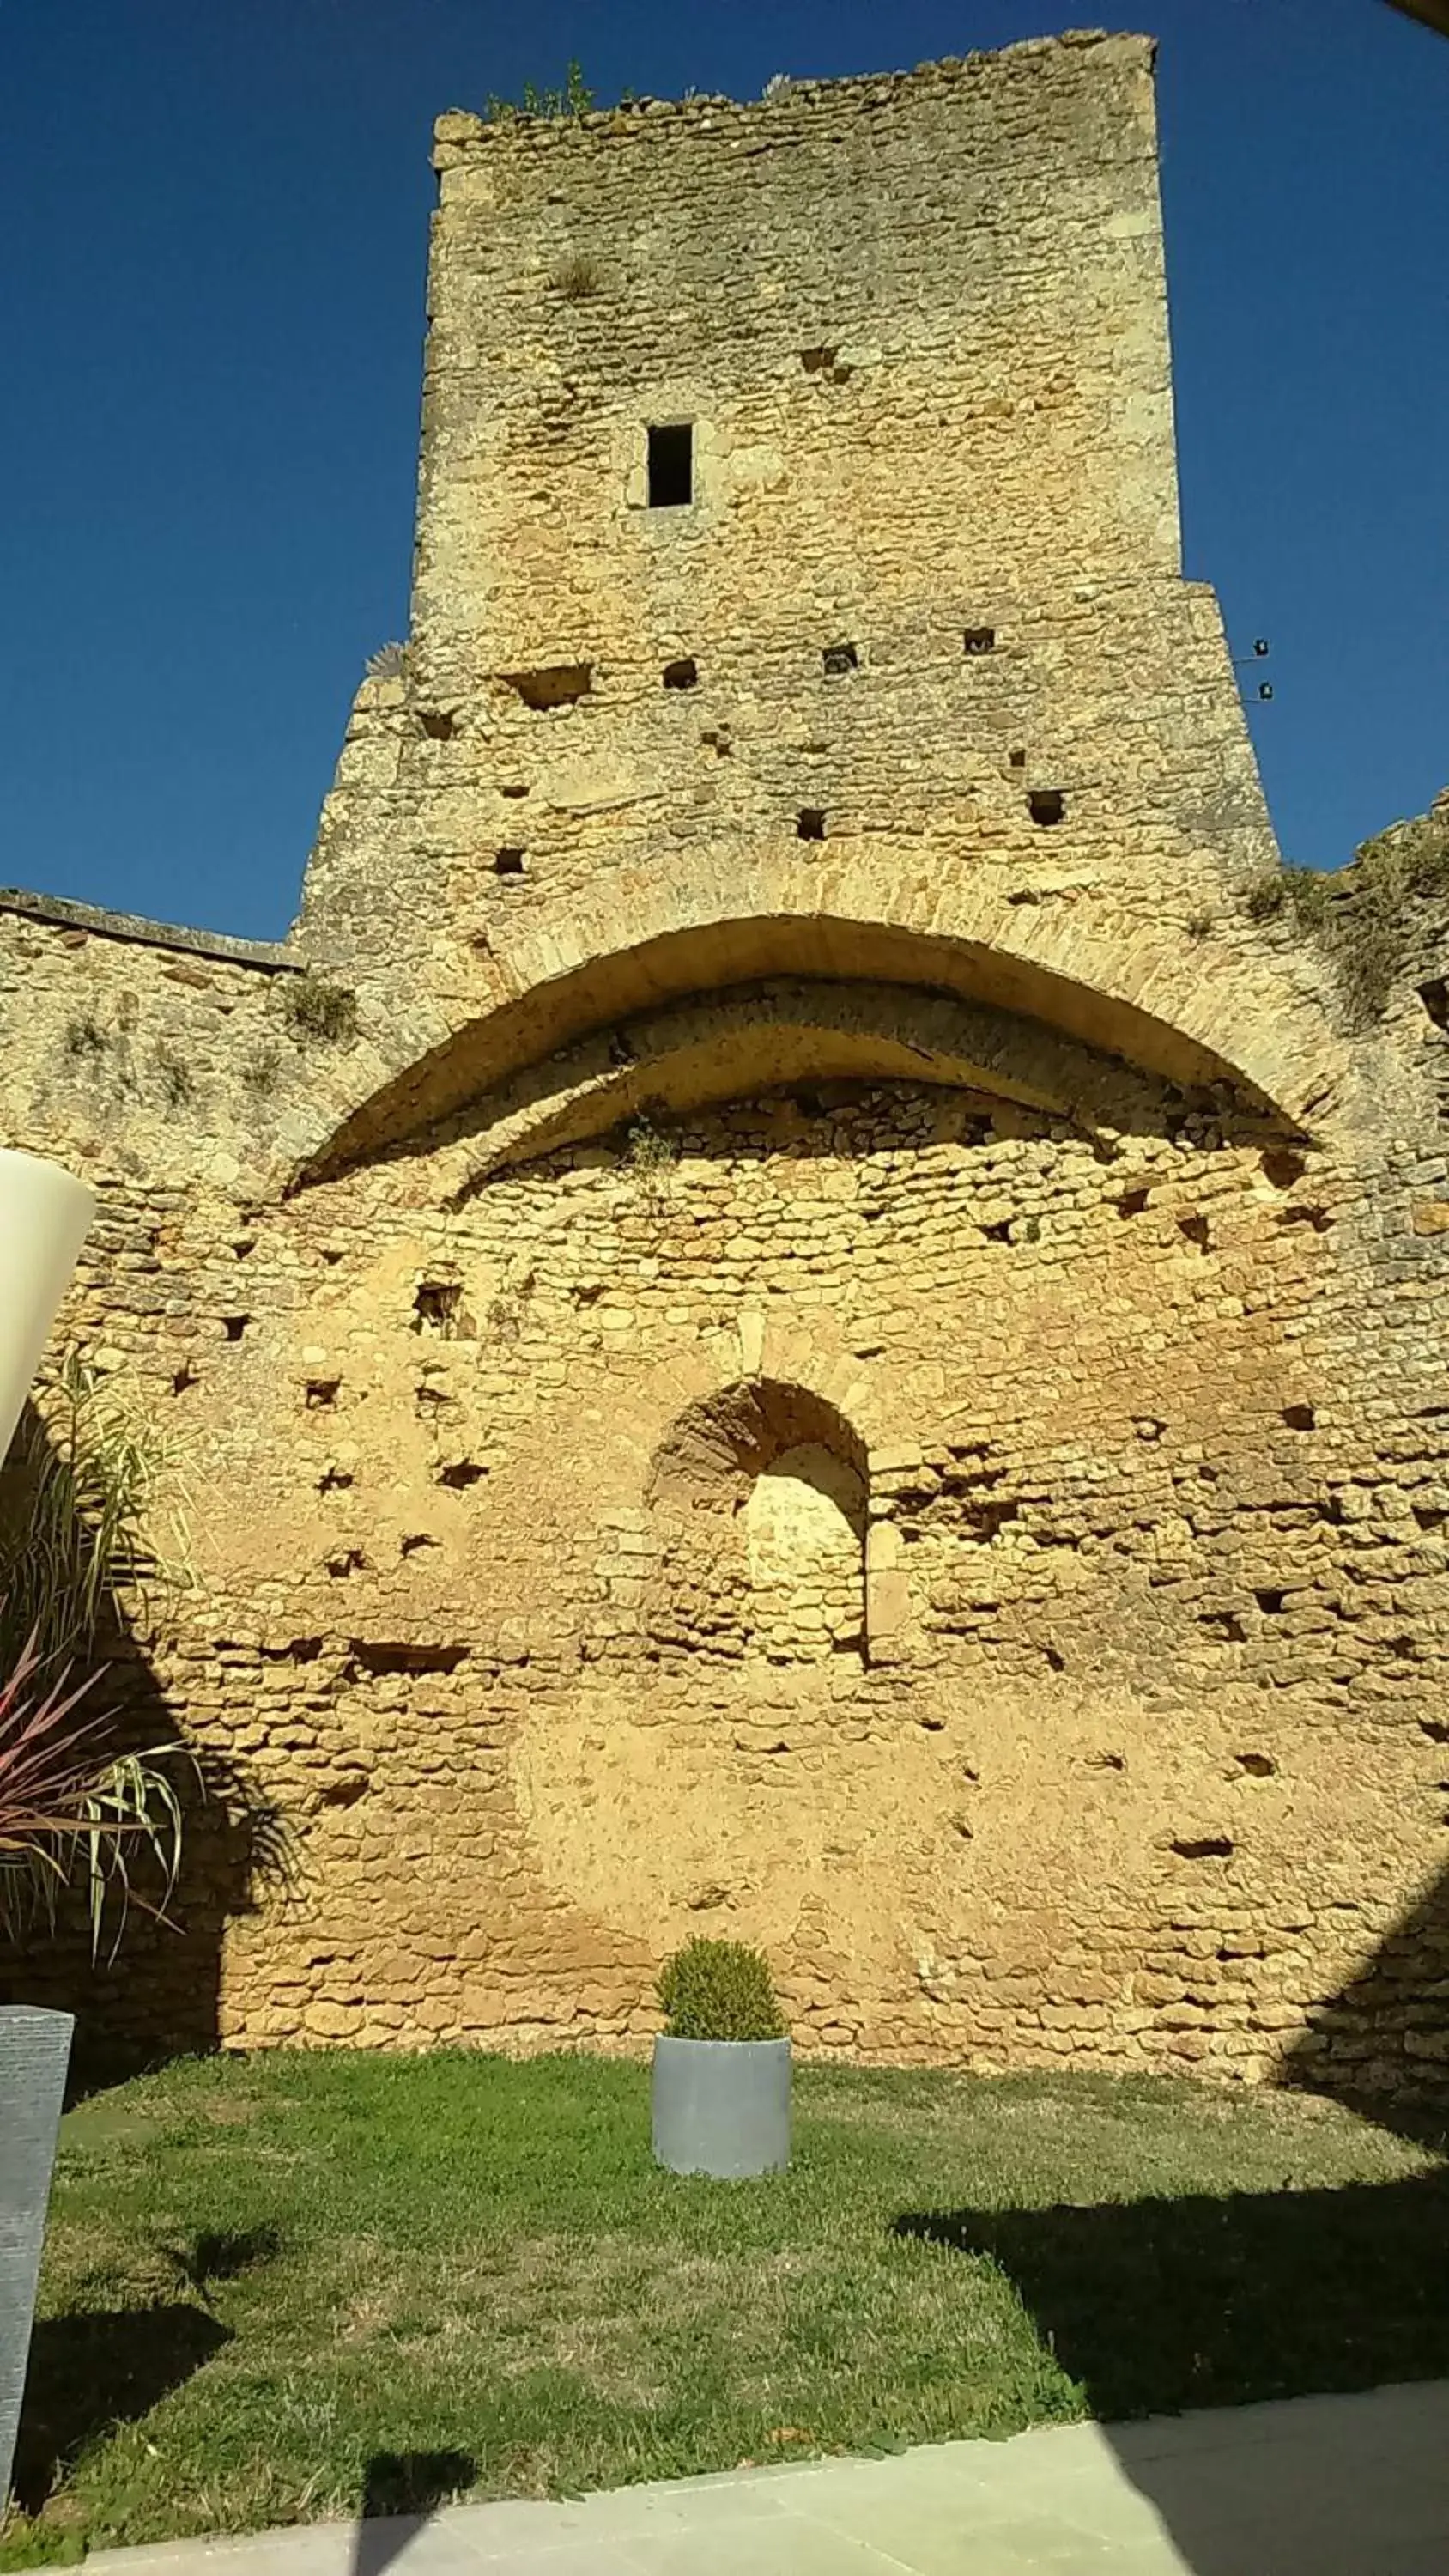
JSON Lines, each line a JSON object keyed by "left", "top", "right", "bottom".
{"left": 0, "top": 1150, "right": 96, "bottom": 1463}
{"left": 0, "top": 1149, "right": 94, "bottom": 2505}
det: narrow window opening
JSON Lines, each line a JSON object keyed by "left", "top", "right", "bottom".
{"left": 418, "top": 709, "right": 457, "bottom": 741}
{"left": 964, "top": 627, "right": 997, "bottom": 656}
{"left": 797, "top": 809, "right": 826, "bottom": 841}
{"left": 1028, "top": 788, "right": 1065, "bottom": 827}
{"left": 222, "top": 1315, "right": 248, "bottom": 1342}
{"left": 1420, "top": 978, "right": 1449, "bottom": 1030}
{"left": 1009, "top": 747, "right": 1027, "bottom": 769}
{"left": 663, "top": 658, "right": 698, "bottom": 690}
{"left": 494, "top": 848, "right": 526, "bottom": 877}
{"left": 647, "top": 422, "right": 693, "bottom": 508}
{"left": 822, "top": 642, "right": 858, "bottom": 677}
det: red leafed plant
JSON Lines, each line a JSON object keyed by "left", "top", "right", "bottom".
{"left": 0, "top": 1629, "right": 186, "bottom": 1959}
{"left": 0, "top": 1353, "right": 191, "bottom": 1959}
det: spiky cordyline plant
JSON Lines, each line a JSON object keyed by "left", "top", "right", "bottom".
{"left": 0, "top": 1351, "right": 195, "bottom": 1959}
{"left": 0, "top": 1348, "right": 180, "bottom": 1674}
{"left": 0, "top": 1629, "right": 189, "bottom": 1960}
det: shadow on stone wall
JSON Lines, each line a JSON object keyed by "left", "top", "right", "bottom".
{"left": 0, "top": 1402, "right": 291, "bottom": 2079}
{"left": 1284, "top": 1857, "right": 1449, "bottom": 2145}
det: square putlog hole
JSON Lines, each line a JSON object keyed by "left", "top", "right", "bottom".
{"left": 494, "top": 849, "right": 526, "bottom": 877}
{"left": 1028, "top": 789, "right": 1065, "bottom": 827}
{"left": 502, "top": 665, "right": 591, "bottom": 711}
{"left": 964, "top": 627, "right": 997, "bottom": 656}
{"left": 797, "top": 809, "right": 827, "bottom": 841}
{"left": 663, "top": 658, "right": 698, "bottom": 690}
{"left": 822, "top": 642, "right": 858, "bottom": 676}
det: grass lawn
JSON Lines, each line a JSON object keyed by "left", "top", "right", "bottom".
{"left": 8, "top": 2052, "right": 1449, "bottom": 2561}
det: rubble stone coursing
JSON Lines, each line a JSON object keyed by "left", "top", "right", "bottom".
{"left": 3, "top": 33, "right": 1449, "bottom": 2096}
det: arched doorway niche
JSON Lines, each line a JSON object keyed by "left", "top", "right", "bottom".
{"left": 647, "top": 1379, "right": 892, "bottom": 1668}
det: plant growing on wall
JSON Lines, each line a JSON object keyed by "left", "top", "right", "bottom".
{"left": 242, "top": 1042, "right": 282, "bottom": 1097}
{"left": 64, "top": 1015, "right": 107, "bottom": 1063}
{"left": 1243, "top": 797, "right": 1449, "bottom": 1024}
{"left": 555, "top": 252, "right": 603, "bottom": 301}
{"left": 278, "top": 975, "right": 359, "bottom": 1045}
{"left": 484, "top": 60, "right": 593, "bottom": 120}
{"left": 626, "top": 1112, "right": 680, "bottom": 1216}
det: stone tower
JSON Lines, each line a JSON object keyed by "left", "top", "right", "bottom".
{"left": 297, "top": 31, "right": 1294, "bottom": 1161}
{"left": 4, "top": 37, "right": 1449, "bottom": 2098}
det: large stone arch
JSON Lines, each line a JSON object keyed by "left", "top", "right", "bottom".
{"left": 289, "top": 871, "right": 1343, "bottom": 1188}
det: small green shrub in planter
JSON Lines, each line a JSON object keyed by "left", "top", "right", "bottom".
{"left": 657, "top": 1937, "right": 785, "bottom": 2040}
{"left": 652, "top": 1940, "right": 790, "bottom": 2178}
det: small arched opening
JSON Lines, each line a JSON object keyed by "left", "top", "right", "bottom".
{"left": 647, "top": 1379, "right": 870, "bottom": 1666}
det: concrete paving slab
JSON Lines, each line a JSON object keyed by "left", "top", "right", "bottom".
{"left": 55, "top": 2379, "right": 1449, "bottom": 2576}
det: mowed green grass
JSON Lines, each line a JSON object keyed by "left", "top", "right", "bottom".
{"left": 9, "top": 2051, "right": 1449, "bottom": 2559}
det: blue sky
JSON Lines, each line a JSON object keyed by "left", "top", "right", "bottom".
{"left": 0, "top": 0, "right": 1444, "bottom": 941}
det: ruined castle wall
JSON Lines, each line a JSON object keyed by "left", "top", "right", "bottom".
{"left": 5, "top": 38, "right": 1449, "bottom": 2103}
{"left": 6, "top": 1014, "right": 1449, "bottom": 2096}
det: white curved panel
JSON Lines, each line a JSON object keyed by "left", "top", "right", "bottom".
{"left": 0, "top": 1149, "right": 95, "bottom": 1463}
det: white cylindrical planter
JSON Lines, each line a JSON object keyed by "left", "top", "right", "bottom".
{"left": 652, "top": 2036, "right": 791, "bottom": 2178}
{"left": 0, "top": 1150, "right": 95, "bottom": 1463}
{"left": 0, "top": 2008, "right": 75, "bottom": 2506}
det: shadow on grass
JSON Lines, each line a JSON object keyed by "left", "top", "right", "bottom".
{"left": 355, "top": 2452, "right": 478, "bottom": 2576}
{"left": 11, "top": 2306, "right": 231, "bottom": 2515}
{"left": 896, "top": 2175, "right": 1449, "bottom": 2573}
{"left": 895, "top": 2175, "right": 1449, "bottom": 2416}
{"left": 156, "top": 2225, "right": 284, "bottom": 2308}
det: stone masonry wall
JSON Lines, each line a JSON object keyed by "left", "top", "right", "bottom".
{"left": 5, "top": 1014, "right": 1449, "bottom": 2093}
{"left": 3, "top": 37, "right": 1449, "bottom": 2101}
